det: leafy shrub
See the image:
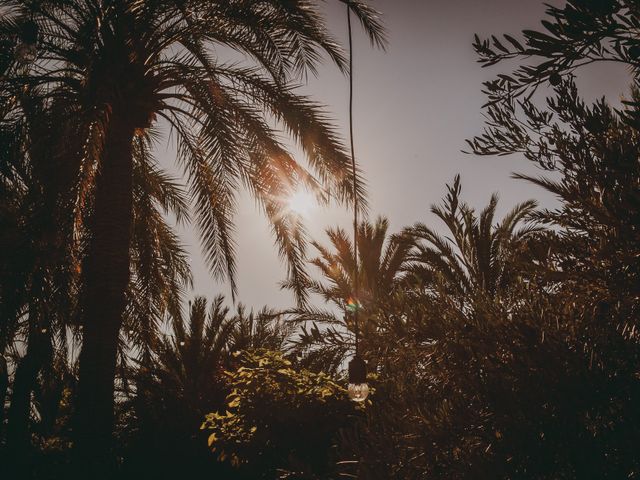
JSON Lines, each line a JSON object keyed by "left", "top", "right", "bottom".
{"left": 202, "top": 349, "right": 361, "bottom": 479}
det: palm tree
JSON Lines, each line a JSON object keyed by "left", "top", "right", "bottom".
{"left": 137, "top": 296, "right": 233, "bottom": 421}
{"left": 123, "top": 135, "right": 193, "bottom": 364}
{"left": 120, "top": 295, "right": 292, "bottom": 476}
{"left": 0, "top": 91, "right": 81, "bottom": 462}
{"left": 0, "top": 1, "right": 386, "bottom": 460}
{"left": 227, "top": 303, "right": 293, "bottom": 354}
{"left": 309, "top": 217, "right": 412, "bottom": 309}
{"left": 121, "top": 296, "right": 232, "bottom": 476}
{"left": 132, "top": 296, "right": 292, "bottom": 417}
{"left": 136, "top": 295, "right": 292, "bottom": 410}
{"left": 406, "top": 175, "right": 541, "bottom": 311}
{"left": 0, "top": 91, "right": 190, "bottom": 467}
{"left": 287, "top": 216, "right": 413, "bottom": 371}
{"left": 0, "top": 354, "right": 7, "bottom": 438}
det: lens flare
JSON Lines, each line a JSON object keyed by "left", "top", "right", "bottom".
{"left": 347, "top": 297, "right": 362, "bottom": 312}
{"left": 286, "top": 189, "right": 316, "bottom": 217}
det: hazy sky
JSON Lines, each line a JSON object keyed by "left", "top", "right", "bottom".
{"left": 168, "top": 0, "right": 631, "bottom": 310}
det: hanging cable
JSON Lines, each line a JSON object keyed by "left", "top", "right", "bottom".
{"left": 347, "top": 2, "right": 360, "bottom": 355}
{"left": 346, "top": 1, "right": 369, "bottom": 403}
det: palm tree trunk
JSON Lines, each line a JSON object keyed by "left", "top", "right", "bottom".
{"left": 74, "top": 110, "right": 135, "bottom": 473}
{"left": 5, "top": 331, "right": 45, "bottom": 446}
{"left": 0, "top": 353, "right": 8, "bottom": 439}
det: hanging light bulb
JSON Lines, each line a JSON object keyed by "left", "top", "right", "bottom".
{"left": 348, "top": 355, "right": 369, "bottom": 402}
{"left": 343, "top": 3, "right": 369, "bottom": 404}
{"left": 15, "top": 19, "right": 38, "bottom": 64}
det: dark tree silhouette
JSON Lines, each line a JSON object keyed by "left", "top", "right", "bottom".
{"left": 0, "top": 2, "right": 386, "bottom": 470}
{"left": 286, "top": 217, "right": 413, "bottom": 373}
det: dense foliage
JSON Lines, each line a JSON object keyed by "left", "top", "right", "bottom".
{"left": 1, "top": 1, "right": 639, "bottom": 479}
{"left": 0, "top": 0, "right": 384, "bottom": 476}
{"left": 202, "top": 349, "right": 359, "bottom": 479}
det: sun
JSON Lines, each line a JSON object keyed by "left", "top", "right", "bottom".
{"left": 286, "top": 189, "right": 317, "bottom": 217}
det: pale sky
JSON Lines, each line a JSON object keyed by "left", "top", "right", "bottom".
{"left": 164, "top": 0, "right": 631, "bottom": 310}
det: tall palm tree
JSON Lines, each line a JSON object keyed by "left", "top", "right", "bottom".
{"left": 1, "top": 0, "right": 386, "bottom": 461}
{"left": 0, "top": 354, "right": 7, "bottom": 438}
{"left": 0, "top": 91, "right": 81, "bottom": 461}
{"left": 0, "top": 91, "right": 191, "bottom": 472}
{"left": 406, "top": 175, "right": 541, "bottom": 310}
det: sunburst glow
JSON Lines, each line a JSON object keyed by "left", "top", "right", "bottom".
{"left": 286, "top": 189, "right": 317, "bottom": 217}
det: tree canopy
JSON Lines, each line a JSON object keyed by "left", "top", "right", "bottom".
{"left": 1, "top": 1, "right": 639, "bottom": 479}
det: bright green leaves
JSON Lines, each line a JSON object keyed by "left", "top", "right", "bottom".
{"left": 202, "top": 349, "right": 359, "bottom": 477}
